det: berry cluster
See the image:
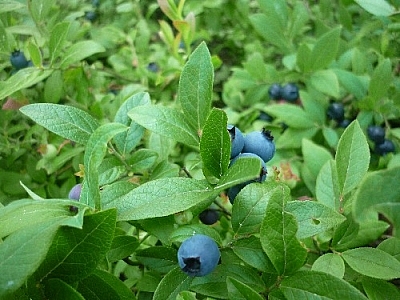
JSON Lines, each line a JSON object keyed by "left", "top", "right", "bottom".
{"left": 327, "top": 102, "right": 351, "bottom": 128}
{"left": 227, "top": 125, "right": 275, "bottom": 203}
{"left": 268, "top": 83, "right": 299, "bottom": 102}
{"left": 367, "top": 125, "right": 395, "bottom": 156}
{"left": 177, "top": 234, "right": 220, "bottom": 277}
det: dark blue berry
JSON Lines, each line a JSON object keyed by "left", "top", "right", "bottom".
{"left": 374, "top": 139, "right": 395, "bottom": 156}
{"left": 230, "top": 153, "right": 267, "bottom": 183}
{"left": 268, "top": 83, "right": 282, "bottom": 100}
{"left": 10, "top": 50, "right": 29, "bottom": 70}
{"left": 147, "top": 62, "right": 159, "bottom": 73}
{"left": 68, "top": 183, "right": 82, "bottom": 212}
{"left": 242, "top": 129, "right": 275, "bottom": 163}
{"left": 258, "top": 111, "right": 273, "bottom": 122}
{"left": 227, "top": 183, "right": 246, "bottom": 204}
{"left": 281, "top": 83, "right": 299, "bottom": 102}
{"left": 177, "top": 234, "right": 220, "bottom": 277}
{"left": 367, "top": 125, "right": 385, "bottom": 144}
{"left": 199, "top": 209, "right": 219, "bottom": 225}
{"left": 227, "top": 124, "right": 244, "bottom": 159}
{"left": 85, "top": 11, "right": 97, "bottom": 21}
{"left": 327, "top": 102, "right": 345, "bottom": 122}
{"left": 338, "top": 119, "right": 351, "bottom": 128}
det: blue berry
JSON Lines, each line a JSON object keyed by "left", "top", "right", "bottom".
{"left": 68, "top": 183, "right": 82, "bottom": 200}
{"left": 227, "top": 125, "right": 244, "bottom": 159}
{"left": 199, "top": 209, "right": 219, "bottom": 225}
{"left": 281, "top": 83, "right": 299, "bottom": 102}
{"left": 242, "top": 129, "right": 275, "bottom": 163}
{"left": 327, "top": 102, "right": 344, "bottom": 122}
{"left": 85, "top": 11, "right": 97, "bottom": 22}
{"left": 338, "top": 119, "right": 351, "bottom": 128}
{"left": 258, "top": 111, "right": 273, "bottom": 122}
{"left": 227, "top": 183, "right": 246, "bottom": 204}
{"left": 147, "top": 62, "right": 159, "bottom": 73}
{"left": 268, "top": 83, "right": 282, "bottom": 100}
{"left": 10, "top": 50, "right": 29, "bottom": 70}
{"left": 177, "top": 234, "right": 220, "bottom": 277}
{"left": 367, "top": 125, "right": 385, "bottom": 144}
{"left": 374, "top": 139, "right": 395, "bottom": 156}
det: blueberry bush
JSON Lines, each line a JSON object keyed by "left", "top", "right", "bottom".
{"left": 1, "top": 0, "right": 400, "bottom": 299}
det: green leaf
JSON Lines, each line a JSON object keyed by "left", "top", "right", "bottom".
{"left": 27, "top": 40, "right": 42, "bottom": 67}
{"left": 114, "top": 92, "right": 150, "bottom": 155}
{"left": 29, "top": 0, "right": 56, "bottom": 23}
{"left": 153, "top": 267, "right": 193, "bottom": 300}
{"left": 286, "top": 201, "right": 346, "bottom": 239}
{"left": 226, "top": 277, "right": 264, "bottom": 300}
{"left": 44, "top": 70, "right": 64, "bottom": 103}
{"left": 169, "top": 224, "right": 222, "bottom": 246}
{"left": 260, "top": 185, "right": 307, "bottom": 275}
{"left": 368, "top": 58, "right": 392, "bottom": 102}
{"left": 45, "top": 278, "right": 85, "bottom": 300}
{"left": 200, "top": 108, "right": 230, "bottom": 179}
{"left": 136, "top": 247, "right": 177, "bottom": 273}
{"left": 77, "top": 269, "right": 136, "bottom": 300}
{"left": 310, "top": 69, "right": 340, "bottom": 98}
{"left": 342, "top": 247, "right": 400, "bottom": 280}
{"left": 0, "top": 199, "right": 87, "bottom": 239}
{"left": 331, "top": 214, "right": 360, "bottom": 251}
{"left": 355, "top": 0, "right": 395, "bottom": 16}
{"left": 0, "top": 68, "right": 53, "bottom": 100}
{"left": 128, "top": 105, "right": 199, "bottom": 147}
{"left": 20, "top": 103, "right": 100, "bottom": 145}
{"left": 334, "top": 69, "right": 368, "bottom": 100}
{"left": 264, "top": 104, "right": 315, "bottom": 129}
{"left": 81, "top": 123, "right": 127, "bottom": 209}
{"left": 35, "top": 209, "right": 117, "bottom": 283}
{"left": 49, "top": 22, "right": 71, "bottom": 65}
{"left": 107, "top": 235, "right": 139, "bottom": 263}
{"left": 0, "top": 0, "right": 25, "bottom": 13}
{"left": 0, "top": 220, "right": 60, "bottom": 297}
{"left": 191, "top": 264, "right": 265, "bottom": 299}
{"left": 353, "top": 167, "right": 400, "bottom": 222}
{"left": 178, "top": 42, "right": 213, "bottom": 132}
{"left": 231, "top": 235, "right": 275, "bottom": 272}
{"left": 60, "top": 41, "right": 105, "bottom": 68}
{"left": 377, "top": 237, "right": 400, "bottom": 261}
{"left": 277, "top": 127, "right": 319, "bottom": 149}
{"left": 231, "top": 182, "right": 282, "bottom": 236}
{"left": 301, "top": 139, "right": 333, "bottom": 194}
{"left": 103, "top": 177, "right": 215, "bottom": 220}
{"left": 335, "top": 120, "right": 370, "bottom": 196}
{"left": 280, "top": 270, "right": 368, "bottom": 300}
{"left": 316, "top": 160, "right": 340, "bottom": 211}
{"left": 309, "top": 27, "right": 341, "bottom": 71}
{"left": 361, "top": 277, "right": 400, "bottom": 300}
{"left": 250, "top": 13, "right": 291, "bottom": 54}
{"left": 311, "top": 253, "right": 345, "bottom": 278}
{"left": 128, "top": 149, "right": 158, "bottom": 173}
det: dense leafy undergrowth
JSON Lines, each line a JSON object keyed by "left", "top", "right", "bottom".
{"left": 1, "top": 0, "right": 400, "bottom": 299}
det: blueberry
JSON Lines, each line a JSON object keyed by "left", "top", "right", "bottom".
{"left": 147, "top": 62, "right": 159, "bottom": 73}
{"left": 338, "top": 119, "right": 351, "bottom": 128}
{"left": 199, "top": 209, "right": 219, "bottom": 225}
{"left": 281, "top": 83, "right": 299, "bottom": 102}
{"left": 230, "top": 153, "right": 267, "bottom": 183}
{"left": 268, "top": 83, "right": 282, "bottom": 100}
{"left": 227, "top": 125, "right": 244, "bottom": 159}
{"left": 177, "top": 234, "right": 220, "bottom": 277}
{"left": 242, "top": 128, "right": 275, "bottom": 163}
{"left": 10, "top": 50, "right": 29, "bottom": 70}
{"left": 374, "top": 139, "right": 395, "bottom": 156}
{"left": 85, "top": 11, "right": 97, "bottom": 22}
{"left": 327, "top": 102, "right": 345, "bottom": 122}
{"left": 367, "top": 125, "right": 385, "bottom": 144}
{"left": 92, "top": 0, "right": 100, "bottom": 7}
{"left": 68, "top": 183, "right": 82, "bottom": 200}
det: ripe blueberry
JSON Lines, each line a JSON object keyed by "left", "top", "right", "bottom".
{"left": 268, "top": 83, "right": 282, "bottom": 100}
{"left": 227, "top": 124, "right": 244, "bottom": 159}
{"left": 68, "top": 183, "right": 82, "bottom": 212}
{"left": 367, "top": 125, "right": 385, "bottom": 144}
{"left": 147, "top": 62, "right": 159, "bottom": 73}
{"left": 374, "top": 139, "right": 395, "bottom": 156}
{"left": 85, "top": 11, "right": 97, "bottom": 21}
{"left": 227, "top": 183, "right": 246, "bottom": 204}
{"left": 281, "top": 83, "right": 299, "bottom": 102}
{"left": 242, "top": 129, "right": 275, "bottom": 163}
{"left": 10, "top": 50, "right": 29, "bottom": 70}
{"left": 327, "top": 102, "right": 345, "bottom": 122}
{"left": 199, "top": 209, "right": 220, "bottom": 225}
{"left": 177, "top": 234, "right": 220, "bottom": 277}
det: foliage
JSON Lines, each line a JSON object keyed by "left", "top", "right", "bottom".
{"left": 1, "top": 0, "right": 400, "bottom": 299}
